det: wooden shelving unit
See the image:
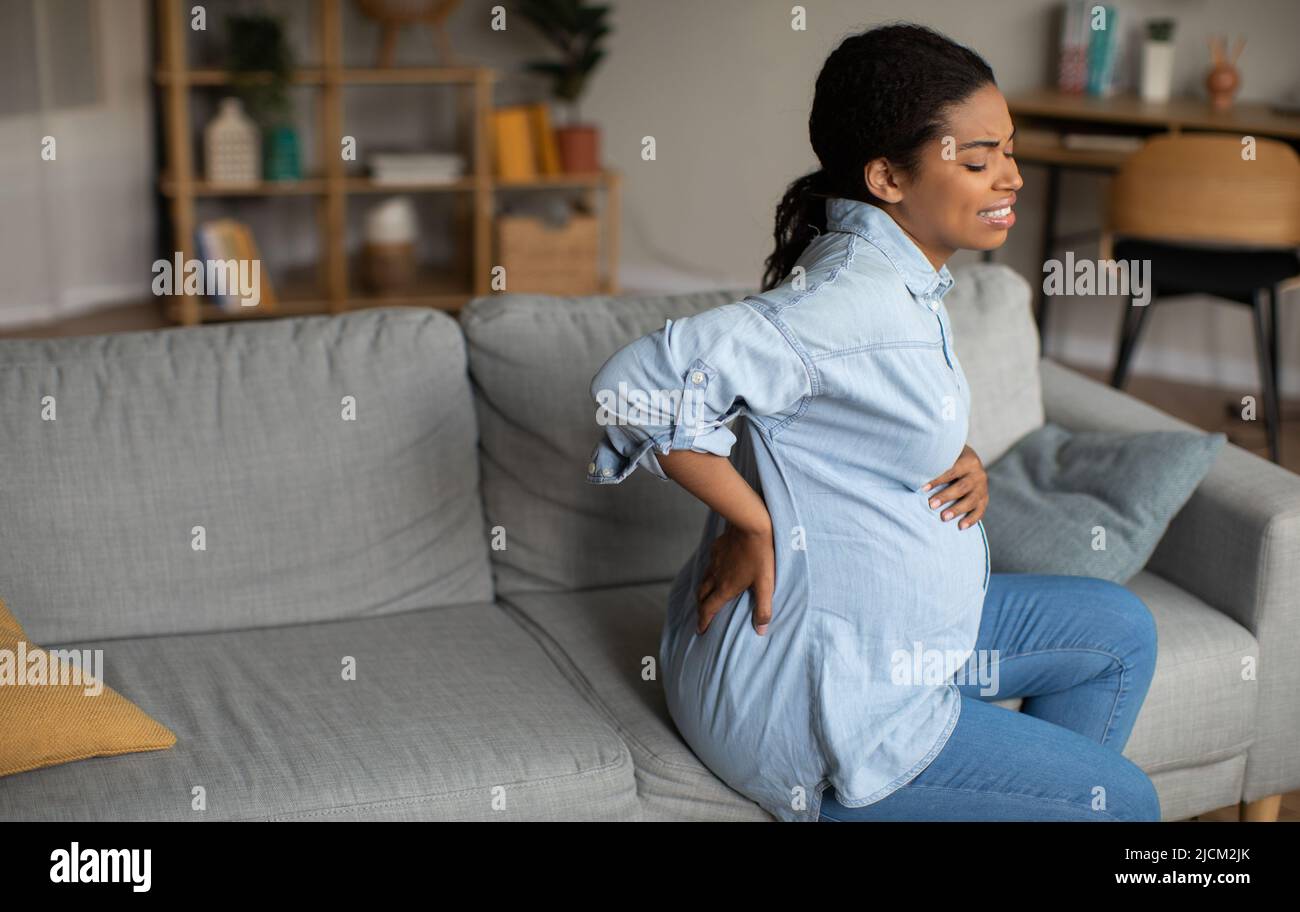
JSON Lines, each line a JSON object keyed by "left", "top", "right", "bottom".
{"left": 153, "top": 0, "right": 621, "bottom": 325}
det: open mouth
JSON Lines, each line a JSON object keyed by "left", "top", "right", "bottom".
{"left": 977, "top": 205, "right": 1015, "bottom": 228}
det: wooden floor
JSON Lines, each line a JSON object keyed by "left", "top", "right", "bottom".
{"left": 3, "top": 299, "right": 1297, "bottom": 820}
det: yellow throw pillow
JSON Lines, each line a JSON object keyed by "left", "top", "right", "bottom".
{"left": 0, "top": 596, "right": 176, "bottom": 777}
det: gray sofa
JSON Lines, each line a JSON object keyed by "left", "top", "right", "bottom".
{"left": 1, "top": 262, "right": 1295, "bottom": 821}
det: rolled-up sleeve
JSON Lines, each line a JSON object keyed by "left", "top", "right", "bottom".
{"left": 584, "top": 299, "right": 810, "bottom": 485}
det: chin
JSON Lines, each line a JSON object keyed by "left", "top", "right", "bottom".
{"left": 963, "top": 233, "right": 1009, "bottom": 252}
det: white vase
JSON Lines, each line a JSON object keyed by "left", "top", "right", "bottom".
{"left": 205, "top": 97, "right": 261, "bottom": 185}
{"left": 1140, "top": 40, "right": 1175, "bottom": 103}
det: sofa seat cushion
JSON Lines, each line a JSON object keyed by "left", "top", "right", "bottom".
{"left": 499, "top": 583, "right": 773, "bottom": 821}
{"left": 1122, "top": 571, "right": 1257, "bottom": 772}
{"left": 501, "top": 570, "right": 1254, "bottom": 820}
{"left": 0, "top": 603, "right": 639, "bottom": 821}
{"left": 989, "top": 572, "right": 1256, "bottom": 776}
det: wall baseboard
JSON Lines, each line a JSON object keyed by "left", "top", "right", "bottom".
{"left": 0, "top": 284, "right": 152, "bottom": 332}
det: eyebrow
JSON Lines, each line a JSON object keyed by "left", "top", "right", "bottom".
{"left": 956, "top": 125, "right": 1016, "bottom": 153}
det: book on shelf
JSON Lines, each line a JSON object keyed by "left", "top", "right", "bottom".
{"left": 491, "top": 102, "right": 563, "bottom": 180}
{"left": 1057, "top": 0, "right": 1089, "bottom": 94}
{"left": 527, "top": 103, "right": 562, "bottom": 175}
{"left": 194, "top": 218, "right": 278, "bottom": 313}
{"left": 492, "top": 105, "right": 536, "bottom": 180}
{"left": 368, "top": 152, "right": 465, "bottom": 185}
{"left": 1085, "top": 4, "right": 1120, "bottom": 98}
{"left": 229, "top": 221, "right": 277, "bottom": 314}
{"left": 1058, "top": 0, "right": 1122, "bottom": 97}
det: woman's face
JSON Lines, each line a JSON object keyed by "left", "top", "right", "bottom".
{"left": 864, "top": 83, "right": 1023, "bottom": 272}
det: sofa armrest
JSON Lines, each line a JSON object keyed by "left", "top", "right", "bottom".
{"left": 1040, "top": 358, "right": 1300, "bottom": 802}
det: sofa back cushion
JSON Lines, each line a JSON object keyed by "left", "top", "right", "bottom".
{"left": 944, "top": 262, "right": 1044, "bottom": 463}
{"left": 0, "top": 307, "right": 493, "bottom": 644}
{"left": 462, "top": 263, "right": 1042, "bottom": 595}
{"left": 461, "top": 289, "right": 734, "bottom": 595}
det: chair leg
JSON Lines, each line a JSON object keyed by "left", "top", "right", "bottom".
{"left": 1270, "top": 283, "right": 1280, "bottom": 407}
{"left": 1110, "top": 293, "right": 1153, "bottom": 389}
{"left": 1252, "top": 287, "right": 1281, "bottom": 464}
{"left": 1034, "top": 165, "right": 1061, "bottom": 350}
{"left": 1238, "top": 794, "right": 1282, "bottom": 822}
{"left": 1110, "top": 294, "right": 1137, "bottom": 388}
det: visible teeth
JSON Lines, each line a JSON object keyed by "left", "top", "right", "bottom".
{"left": 979, "top": 206, "right": 1011, "bottom": 217}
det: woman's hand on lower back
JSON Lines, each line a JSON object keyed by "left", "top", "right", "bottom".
{"left": 651, "top": 448, "right": 777, "bottom": 637}
{"left": 695, "top": 522, "right": 775, "bottom": 637}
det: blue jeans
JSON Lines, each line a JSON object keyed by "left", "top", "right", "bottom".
{"left": 819, "top": 573, "right": 1162, "bottom": 821}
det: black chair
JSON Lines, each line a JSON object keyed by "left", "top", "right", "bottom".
{"left": 1101, "top": 133, "right": 1300, "bottom": 464}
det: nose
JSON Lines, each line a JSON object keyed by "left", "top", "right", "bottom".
{"left": 1000, "top": 156, "right": 1023, "bottom": 191}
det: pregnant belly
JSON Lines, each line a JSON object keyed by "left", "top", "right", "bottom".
{"left": 802, "top": 484, "right": 989, "bottom": 638}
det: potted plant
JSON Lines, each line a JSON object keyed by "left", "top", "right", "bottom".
{"left": 518, "top": 0, "right": 611, "bottom": 174}
{"left": 226, "top": 14, "right": 301, "bottom": 181}
{"left": 1139, "top": 19, "right": 1176, "bottom": 103}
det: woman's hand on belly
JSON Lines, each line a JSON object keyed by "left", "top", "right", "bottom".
{"left": 696, "top": 522, "right": 776, "bottom": 637}
{"left": 921, "top": 443, "right": 989, "bottom": 530}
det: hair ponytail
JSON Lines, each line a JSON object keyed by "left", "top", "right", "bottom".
{"left": 760, "top": 23, "right": 995, "bottom": 292}
{"left": 761, "top": 168, "right": 835, "bottom": 293}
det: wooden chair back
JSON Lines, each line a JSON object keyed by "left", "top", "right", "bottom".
{"left": 1100, "top": 132, "right": 1300, "bottom": 271}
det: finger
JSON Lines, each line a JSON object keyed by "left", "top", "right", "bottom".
{"left": 940, "top": 492, "right": 981, "bottom": 522}
{"left": 940, "top": 492, "right": 981, "bottom": 521}
{"left": 697, "top": 585, "right": 737, "bottom": 634}
{"left": 959, "top": 499, "right": 989, "bottom": 529}
{"left": 696, "top": 573, "right": 715, "bottom": 607}
{"left": 921, "top": 466, "right": 958, "bottom": 492}
{"left": 928, "top": 477, "right": 972, "bottom": 509}
{"left": 751, "top": 572, "right": 774, "bottom": 635}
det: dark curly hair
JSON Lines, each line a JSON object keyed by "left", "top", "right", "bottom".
{"left": 760, "top": 23, "right": 996, "bottom": 292}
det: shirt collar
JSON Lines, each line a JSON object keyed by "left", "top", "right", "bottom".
{"left": 825, "top": 197, "right": 955, "bottom": 300}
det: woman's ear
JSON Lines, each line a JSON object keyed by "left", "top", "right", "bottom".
{"left": 863, "top": 158, "right": 904, "bottom": 204}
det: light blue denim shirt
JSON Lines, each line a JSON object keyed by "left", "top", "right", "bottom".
{"left": 585, "top": 196, "right": 990, "bottom": 822}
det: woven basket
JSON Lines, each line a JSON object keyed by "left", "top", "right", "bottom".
{"left": 363, "top": 241, "right": 417, "bottom": 294}
{"left": 495, "top": 213, "right": 600, "bottom": 295}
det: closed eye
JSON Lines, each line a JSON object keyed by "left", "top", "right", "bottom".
{"left": 963, "top": 151, "right": 1014, "bottom": 172}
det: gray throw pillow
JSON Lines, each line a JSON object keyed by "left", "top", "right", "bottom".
{"left": 981, "top": 422, "right": 1226, "bottom": 582}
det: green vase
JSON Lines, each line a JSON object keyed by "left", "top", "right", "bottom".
{"left": 263, "top": 124, "right": 301, "bottom": 181}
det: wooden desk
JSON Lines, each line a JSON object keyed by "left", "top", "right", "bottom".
{"left": 995, "top": 89, "right": 1300, "bottom": 346}
{"left": 1011, "top": 87, "right": 1300, "bottom": 141}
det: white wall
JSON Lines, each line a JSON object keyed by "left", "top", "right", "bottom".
{"left": 566, "top": 0, "right": 1300, "bottom": 395}
{"left": 4, "top": 0, "right": 1299, "bottom": 401}
{"left": 0, "top": 0, "right": 154, "bottom": 328}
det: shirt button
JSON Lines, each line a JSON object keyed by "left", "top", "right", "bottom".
{"left": 588, "top": 462, "right": 596, "bottom": 473}
{"left": 691, "top": 371, "right": 705, "bottom": 384}
{"left": 601, "top": 467, "right": 613, "bottom": 477}
{"left": 928, "top": 299, "right": 938, "bottom": 312}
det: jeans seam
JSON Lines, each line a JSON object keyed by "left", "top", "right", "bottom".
{"left": 860, "top": 784, "right": 1128, "bottom": 822}
{"left": 1100, "top": 661, "right": 1127, "bottom": 749}
{"left": 976, "top": 645, "right": 1129, "bottom": 746}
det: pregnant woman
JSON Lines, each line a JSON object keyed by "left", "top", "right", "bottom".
{"left": 585, "top": 23, "right": 1160, "bottom": 822}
